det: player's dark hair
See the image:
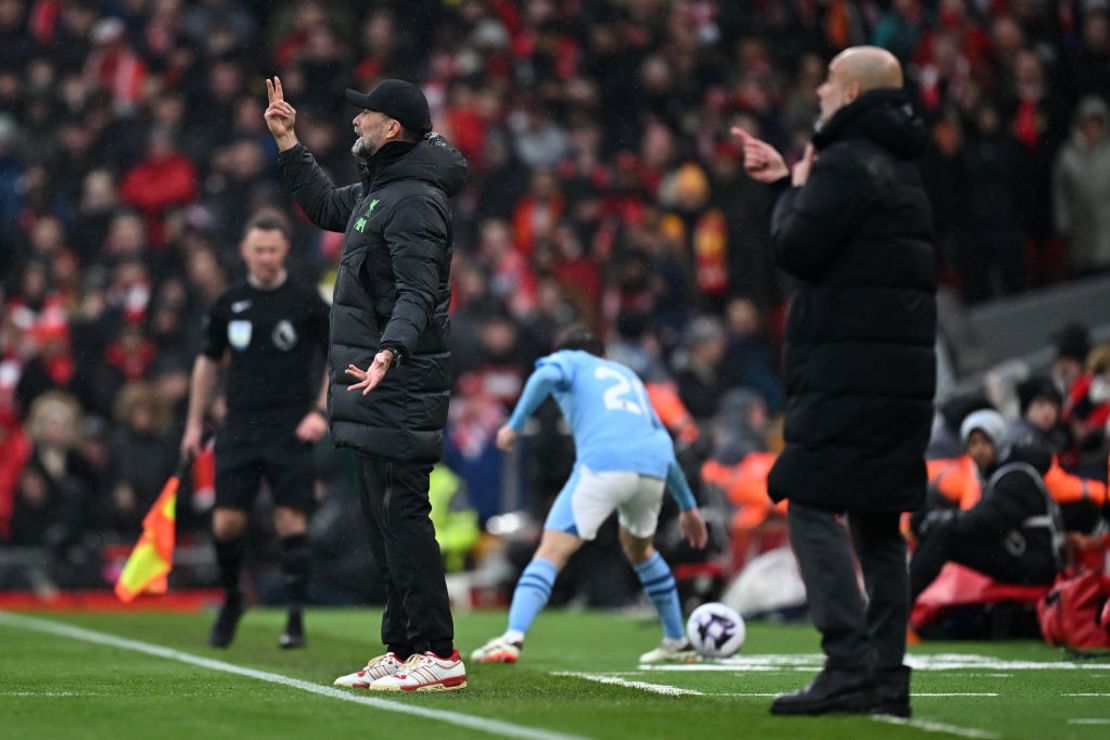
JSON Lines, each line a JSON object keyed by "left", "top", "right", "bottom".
{"left": 556, "top": 325, "right": 605, "bottom": 357}
{"left": 244, "top": 209, "right": 292, "bottom": 243}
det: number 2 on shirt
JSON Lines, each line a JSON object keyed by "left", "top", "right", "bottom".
{"left": 595, "top": 366, "right": 650, "bottom": 416}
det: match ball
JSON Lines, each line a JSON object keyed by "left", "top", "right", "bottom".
{"left": 686, "top": 602, "right": 746, "bottom": 658}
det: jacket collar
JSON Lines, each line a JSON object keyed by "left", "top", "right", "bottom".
{"left": 812, "top": 88, "right": 927, "bottom": 160}
{"left": 358, "top": 140, "right": 417, "bottom": 190}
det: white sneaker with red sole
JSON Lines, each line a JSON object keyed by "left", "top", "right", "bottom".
{"left": 470, "top": 635, "right": 522, "bottom": 664}
{"left": 369, "top": 650, "right": 467, "bottom": 692}
{"left": 333, "top": 652, "right": 406, "bottom": 688}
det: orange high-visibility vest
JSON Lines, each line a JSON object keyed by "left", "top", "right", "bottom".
{"left": 926, "top": 456, "right": 981, "bottom": 509}
{"left": 927, "top": 454, "right": 1107, "bottom": 510}
{"left": 646, "top": 380, "right": 700, "bottom": 445}
{"left": 701, "top": 452, "right": 787, "bottom": 530}
{"left": 1043, "top": 456, "right": 1108, "bottom": 507}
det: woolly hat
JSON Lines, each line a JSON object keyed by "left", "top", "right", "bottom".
{"left": 960, "top": 409, "right": 1011, "bottom": 460}
{"left": 1017, "top": 376, "right": 1062, "bottom": 416}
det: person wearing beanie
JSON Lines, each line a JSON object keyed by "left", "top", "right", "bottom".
{"left": 1007, "top": 375, "right": 1065, "bottom": 449}
{"left": 909, "top": 409, "right": 1064, "bottom": 602}
{"left": 1007, "top": 375, "right": 1108, "bottom": 531}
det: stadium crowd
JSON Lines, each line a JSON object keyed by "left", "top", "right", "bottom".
{"left": 1, "top": 0, "right": 1109, "bottom": 608}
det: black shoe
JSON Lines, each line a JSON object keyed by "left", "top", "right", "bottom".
{"left": 279, "top": 610, "right": 305, "bottom": 650}
{"left": 209, "top": 596, "right": 245, "bottom": 649}
{"left": 770, "top": 668, "right": 877, "bottom": 716}
{"left": 871, "top": 666, "right": 912, "bottom": 718}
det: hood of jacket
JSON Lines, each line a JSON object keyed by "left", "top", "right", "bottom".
{"left": 999, "top": 437, "right": 1054, "bottom": 477}
{"left": 813, "top": 88, "right": 928, "bottom": 160}
{"left": 358, "top": 133, "right": 468, "bottom": 196}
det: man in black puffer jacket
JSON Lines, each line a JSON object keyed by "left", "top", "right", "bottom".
{"left": 265, "top": 77, "right": 470, "bottom": 691}
{"left": 735, "top": 47, "right": 936, "bottom": 717}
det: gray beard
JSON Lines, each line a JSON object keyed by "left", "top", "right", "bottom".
{"left": 351, "top": 136, "right": 374, "bottom": 159}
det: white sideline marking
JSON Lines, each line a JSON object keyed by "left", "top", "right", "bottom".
{"left": 1068, "top": 719, "right": 1110, "bottom": 725}
{"left": 0, "top": 612, "right": 584, "bottom": 740}
{"left": 1066, "top": 693, "right": 1110, "bottom": 697}
{"left": 713, "top": 692, "right": 996, "bottom": 699}
{"left": 0, "top": 691, "right": 99, "bottom": 697}
{"left": 550, "top": 672, "right": 703, "bottom": 696}
{"left": 872, "top": 715, "right": 1000, "bottom": 739}
{"left": 641, "top": 652, "right": 1110, "bottom": 672}
{"left": 557, "top": 673, "right": 1003, "bottom": 738}
{"left": 550, "top": 674, "right": 994, "bottom": 696}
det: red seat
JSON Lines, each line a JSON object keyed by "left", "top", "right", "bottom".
{"left": 911, "top": 563, "right": 1051, "bottom": 628}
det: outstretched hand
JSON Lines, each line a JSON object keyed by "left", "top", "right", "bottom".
{"left": 264, "top": 76, "right": 299, "bottom": 150}
{"left": 679, "top": 508, "right": 709, "bottom": 550}
{"left": 345, "top": 351, "right": 394, "bottom": 396}
{"left": 730, "top": 126, "right": 790, "bottom": 184}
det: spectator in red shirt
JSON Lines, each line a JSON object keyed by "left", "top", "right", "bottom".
{"left": 119, "top": 129, "right": 197, "bottom": 247}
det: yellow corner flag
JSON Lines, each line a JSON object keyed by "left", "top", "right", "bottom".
{"left": 114, "top": 458, "right": 187, "bottom": 602}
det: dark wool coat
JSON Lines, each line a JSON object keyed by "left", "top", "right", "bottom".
{"left": 767, "top": 89, "right": 937, "bottom": 512}
{"left": 280, "top": 135, "right": 467, "bottom": 463}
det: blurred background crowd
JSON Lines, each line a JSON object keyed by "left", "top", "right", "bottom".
{"left": 1, "top": 0, "right": 1109, "bottom": 612}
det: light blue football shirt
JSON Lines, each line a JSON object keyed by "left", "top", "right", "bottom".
{"left": 508, "top": 350, "right": 675, "bottom": 479}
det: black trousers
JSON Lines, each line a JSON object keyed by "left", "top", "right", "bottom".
{"left": 909, "top": 524, "right": 1055, "bottom": 602}
{"left": 788, "top": 502, "right": 908, "bottom": 671}
{"left": 355, "top": 455, "right": 453, "bottom": 655}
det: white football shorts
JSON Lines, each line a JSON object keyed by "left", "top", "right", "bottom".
{"left": 544, "top": 463, "right": 666, "bottom": 540}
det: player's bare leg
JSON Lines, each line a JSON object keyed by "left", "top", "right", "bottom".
{"left": 471, "top": 530, "right": 582, "bottom": 664}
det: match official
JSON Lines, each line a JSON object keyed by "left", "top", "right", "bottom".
{"left": 735, "top": 47, "right": 936, "bottom": 717}
{"left": 180, "top": 211, "right": 330, "bottom": 649}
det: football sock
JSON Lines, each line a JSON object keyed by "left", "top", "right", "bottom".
{"left": 507, "top": 558, "right": 557, "bottom": 637}
{"left": 430, "top": 642, "right": 455, "bottom": 660}
{"left": 387, "top": 644, "right": 415, "bottom": 660}
{"left": 634, "top": 552, "right": 684, "bottom": 640}
{"left": 214, "top": 537, "right": 244, "bottom": 602}
{"left": 279, "top": 533, "right": 310, "bottom": 613}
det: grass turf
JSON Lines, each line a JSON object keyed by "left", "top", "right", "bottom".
{"left": 2, "top": 607, "right": 1109, "bottom": 739}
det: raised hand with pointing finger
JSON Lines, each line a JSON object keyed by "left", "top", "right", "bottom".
{"left": 264, "top": 77, "right": 299, "bottom": 152}
{"left": 731, "top": 125, "right": 789, "bottom": 184}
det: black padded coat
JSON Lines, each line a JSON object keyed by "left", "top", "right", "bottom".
{"left": 766, "top": 89, "right": 937, "bottom": 512}
{"left": 279, "top": 135, "right": 467, "bottom": 463}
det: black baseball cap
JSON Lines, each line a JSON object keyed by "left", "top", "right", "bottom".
{"left": 345, "top": 79, "right": 432, "bottom": 135}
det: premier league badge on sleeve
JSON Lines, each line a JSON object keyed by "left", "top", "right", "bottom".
{"left": 228, "top": 320, "right": 252, "bottom": 350}
{"left": 272, "top": 320, "right": 298, "bottom": 351}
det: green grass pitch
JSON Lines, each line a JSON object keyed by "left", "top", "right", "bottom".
{"left": 2, "top": 607, "right": 1109, "bottom": 739}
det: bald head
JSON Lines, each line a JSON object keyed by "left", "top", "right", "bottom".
{"left": 816, "top": 46, "right": 904, "bottom": 128}
{"left": 832, "top": 46, "right": 903, "bottom": 91}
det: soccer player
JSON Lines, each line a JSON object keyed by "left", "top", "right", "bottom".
{"left": 471, "top": 327, "right": 709, "bottom": 665}
{"left": 180, "top": 211, "right": 330, "bottom": 649}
